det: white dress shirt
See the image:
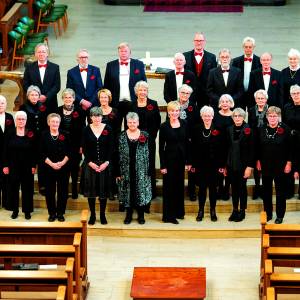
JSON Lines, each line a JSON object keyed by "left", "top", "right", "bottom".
{"left": 175, "top": 69, "right": 184, "bottom": 98}
{"left": 0, "top": 113, "right": 5, "bottom": 132}
{"left": 243, "top": 55, "right": 253, "bottom": 91}
{"left": 38, "top": 60, "right": 47, "bottom": 83}
{"left": 263, "top": 71, "right": 271, "bottom": 91}
{"left": 79, "top": 64, "right": 88, "bottom": 89}
{"left": 119, "top": 59, "right": 131, "bottom": 101}
{"left": 222, "top": 68, "right": 229, "bottom": 87}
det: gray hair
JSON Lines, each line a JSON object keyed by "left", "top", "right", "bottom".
{"left": 290, "top": 84, "right": 300, "bottom": 94}
{"left": 47, "top": 113, "right": 61, "bottom": 124}
{"left": 178, "top": 84, "right": 193, "bottom": 94}
{"left": 126, "top": 112, "right": 139, "bottom": 122}
{"left": 15, "top": 110, "right": 27, "bottom": 120}
{"left": 118, "top": 42, "right": 131, "bottom": 51}
{"left": 232, "top": 108, "right": 246, "bottom": 119}
{"left": 0, "top": 95, "right": 7, "bottom": 104}
{"left": 254, "top": 89, "right": 268, "bottom": 100}
{"left": 134, "top": 81, "right": 149, "bottom": 95}
{"left": 90, "top": 107, "right": 103, "bottom": 117}
{"left": 62, "top": 88, "right": 75, "bottom": 99}
{"left": 267, "top": 106, "right": 281, "bottom": 118}
{"left": 261, "top": 52, "right": 273, "bottom": 60}
{"left": 77, "top": 49, "right": 89, "bottom": 58}
{"left": 242, "top": 37, "right": 255, "bottom": 47}
{"left": 174, "top": 52, "right": 186, "bottom": 62}
{"left": 218, "top": 48, "right": 231, "bottom": 57}
{"left": 35, "top": 43, "right": 49, "bottom": 55}
{"left": 218, "top": 94, "right": 234, "bottom": 108}
{"left": 27, "top": 85, "right": 41, "bottom": 97}
{"left": 288, "top": 48, "right": 300, "bottom": 59}
{"left": 200, "top": 105, "right": 214, "bottom": 117}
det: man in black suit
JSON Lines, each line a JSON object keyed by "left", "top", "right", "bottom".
{"left": 248, "top": 52, "right": 283, "bottom": 108}
{"left": 183, "top": 32, "right": 217, "bottom": 108}
{"left": 104, "top": 42, "right": 146, "bottom": 127}
{"left": 232, "top": 37, "right": 261, "bottom": 109}
{"left": 164, "top": 53, "right": 196, "bottom": 103}
{"left": 66, "top": 49, "right": 103, "bottom": 111}
{"left": 23, "top": 43, "right": 61, "bottom": 113}
{"left": 207, "top": 48, "right": 244, "bottom": 109}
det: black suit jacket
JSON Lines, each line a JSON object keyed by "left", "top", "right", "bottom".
{"left": 23, "top": 61, "right": 61, "bottom": 113}
{"left": 281, "top": 67, "right": 300, "bottom": 105}
{"left": 0, "top": 113, "right": 15, "bottom": 165}
{"left": 163, "top": 70, "right": 196, "bottom": 103}
{"left": 66, "top": 64, "right": 103, "bottom": 107}
{"left": 231, "top": 54, "right": 261, "bottom": 77}
{"left": 207, "top": 66, "right": 244, "bottom": 109}
{"left": 104, "top": 58, "right": 146, "bottom": 107}
{"left": 248, "top": 68, "right": 283, "bottom": 108}
{"left": 183, "top": 49, "right": 217, "bottom": 107}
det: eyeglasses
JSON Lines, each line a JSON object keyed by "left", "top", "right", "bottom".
{"left": 180, "top": 91, "right": 190, "bottom": 95}
{"left": 78, "top": 56, "right": 88, "bottom": 59}
{"left": 194, "top": 40, "right": 205, "bottom": 42}
{"left": 232, "top": 115, "right": 243, "bottom": 118}
{"left": 291, "top": 92, "right": 300, "bottom": 95}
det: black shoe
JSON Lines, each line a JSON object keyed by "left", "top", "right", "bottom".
{"left": 124, "top": 214, "right": 132, "bottom": 225}
{"left": 109, "top": 192, "right": 115, "bottom": 201}
{"left": 196, "top": 210, "right": 204, "bottom": 222}
{"left": 228, "top": 210, "right": 239, "bottom": 221}
{"left": 275, "top": 217, "right": 283, "bottom": 224}
{"left": 88, "top": 215, "right": 96, "bottom": 225}
{"left": 252, "top": 187, "right": 260, "bottom": 200}
{"left": 57, "top": 215, "right": 65, "bottom": 222}
{"left": 235, "top": 210, "right": 245, "bottom": 222}
{"left": 25, "top": 213, "right": 31, "bottom": 220}
{"left": 267, "top": 215, "right": 273, "bottom": 222}
{"left": 210, "top": 209, "right": 218, "bottom": 222}
{"left": 39, "top": 187, "right": 46, "bottom": 196}
{"left": 163, "top": 218, "right": 179, "bottom": 224}
{"left": 137, "top": 216, "right": 145, "bottom": 225}
{"left": 11, "top": 211, "right": 18, "bottom": 219}
{"left": 48, "top": 215, "right": 56, "bottom": 222}
{"left": 189, "top": 193, "right": 197, "bottom": 201}
{"left": 100, "top": 214, "right": 108, "bottom": 225}
{"left": 222, "top": 193, "right": 230, "bottom": 201}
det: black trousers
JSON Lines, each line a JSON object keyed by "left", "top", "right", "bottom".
{"left": 262, "top": 173, "right": 287, "bottom": 219}
{"left": 228, "top": 169, "right": 248, "bottom": 210}
{"left": 116, "top": 100, "right": 132, "bottom": 131}
{"left": 44, "top": 166, "right": 69, "bottom": 216}
{"left": 0, "top": 173, "right": 9, "bottom": 209}
{"left": 253, "top": 168, "right": 261, "bottom": 187}
{"left": 9, "top": 170, "right": 34, "bottom": 213}
{"left": 188, "top": 172, "right": 196, "bottom": 196}
{"left": 68, "top": 152, "right": 81, "bottom": 190}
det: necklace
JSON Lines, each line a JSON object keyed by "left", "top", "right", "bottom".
{"left": 290, "top": 69, "right": 298, "bottom": 79}
{"left": 202, "top": 129, "right": 211, "bottom": 138}
{"left": 265, "top": 126, "right": 277, "bottom": 139}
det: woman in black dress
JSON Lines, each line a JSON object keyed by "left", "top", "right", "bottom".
{"left": 19, "top": 85, "right": 48, "bottom": 195}
{"left": 226, "top": 108, "right": 255, "bottom": 222}
{"left": 130, "top": 81, "right": 161, "bottom": 201}
{"left": 40, "top": 113, "right": 70, "bottom": 222}
{"left": 81, "top": 107, "right": 113, "bottom": 225}
{"left": 117, "top": 112, "right": 152, "bottom": 225}
{"left": 58, "top": 88, "right": 86, "bottom": 199}
{"left": 3, "top": 111, "right": 36, "bottom": 219}
{"left": 248, "top": 89, "right": 268, "bottom": 200}
{"left": 190, "top": 106, "right": 226, "bottom": 222}
{"left": 214, "top": 94, "right": 234, "bottom": 201}
{"left": 98, "top": 88, "right": 119, "bottom": 200}
{"left": 159, "top": 101, "right": 191, "bottom": 224}
{"left": 256, "top": 106, "right": 292, "bottom": 224}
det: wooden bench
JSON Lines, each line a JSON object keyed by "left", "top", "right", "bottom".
{"left": 0, "top": 258, "right": 75, "bottom": 300}
{"left": 0, "top": 285, "right": 66, "bottom": 300}
{"left": 0, "top": 233, "right": 82, "bottom": 299}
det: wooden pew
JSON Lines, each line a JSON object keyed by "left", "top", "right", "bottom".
{"left": 0, "top": 233, "right": 82, "bottom": 300}
{"left": 0, "top": 210, "right": 89, "bottom": 297}
{"left": 0, "top": 285, "right": 66, "bottom": 300}
{"left": 0, "top": 258, "right": 75, "bottom": 300}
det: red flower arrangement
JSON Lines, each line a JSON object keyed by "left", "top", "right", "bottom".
{"left": 138, "top": 134, "right": 147, "bottom": 143}
{"left": 39, "top": 105, "right": 46, "bottom": 112}
{"left": 5, "top": 119, "right": 13, "bottom": 126}
{"left": 185, "top": 80, "right": 191, "bottom": 84}
{"left": 272, "top": 80, "right": 278, "bottom": 85}
{"left": 58, "top": 134, "right": 65, "bottom": 141}
{"left": 244, "top": 127, "right": 251, "bottom": 135}
{"left": 27, "top": 131, "right": 34, "bottom": 138}
{"left": 72, "top": 111, "right": 79, "bottom": 118}
{"left": 134, "top": 69, "right": 140, "bottom": 74}
{"left": 90, "top": 75, "right": 95, "bottom": 80}
{"left": 211, "top": 129, "right": 220, "bottom": 136}
{"left": 187, "top": 106, "right": 193, "bottom": 112}
{"left": 102, "top": 129, "right": 109, "bottom": 136}
{"left": 277, "top": 127, "right": 284, "bottom": 135}
{"left": 147, "top": 104, "right": 153, "bottom": 111}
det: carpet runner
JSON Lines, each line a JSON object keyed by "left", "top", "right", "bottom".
{"left": 144, "top": 0, "right": 244, "bottom": 13}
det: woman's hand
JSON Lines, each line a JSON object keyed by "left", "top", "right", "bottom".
{"left": 88, "top": 162, "right": 99, "bottom": 171}
{"left": 185, "top": 165, "right": 191, "bottom": 171}
{"left": 160, "top": 168, "right": 167, "bottom": 174}
{"left": 294, "top": 172, "right": 299, "bottom": 179}
{"left": 31, "top": 168, "right": 36, "bottom": 174}
{"left": 99, "top": 161, "right": 109, "bottom": 172}
{"left": 3, "top": 167, "right": 9, "bottom": 175}
{"left": 243, "top": 167, "right": 253, "bottom": 179}
{"left": 284, "top": 161, "right": 292, "bottom": 174}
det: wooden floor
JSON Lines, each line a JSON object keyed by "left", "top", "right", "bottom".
{"left": 1, "top": 0, "right": 300, "bottom": 299}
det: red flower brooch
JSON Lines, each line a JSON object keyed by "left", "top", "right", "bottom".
{"left": 108, "top": 112, "right": 115, "bottom": 119}
{"left": 211, "top": 129, "right": 220, "bottom": 136}
{"left": 90, "top": 75, "right": 95, "bottom": 80}
{"left": 277, "top": 127, "right": 284, "bottom": 135}
{"left": 185, "top": 80, "right": 191, "bottom": 84}
{"left": 39, "top": 105, "right": 46, "bottom": 112}
{"left": 5, "top": 119, "right": 13, "bottom": 126}
{"left": 134, "top": 69, "right": 140, "bottom": 75}
{"left": 244, "top": 127, "right": 251, "bottom": 135}
{"left": 58, "top": 134, "right": 65, "bottom": 141}
{"left": 72, "top": 111, "right": 79, "bottom": 118}
{"left": 272, "top": 80, "right": 277, "bottom": 85}
{"left": 187, "top": 106, "right": 193, "bottom": 112}
{"left": 27, "top": 131, "right": 34, "bottom": 138}
{"left": 138, "top": 134, "right": 147, "bottom": 143}
{"left": 102, "top": 129, "right": 108, "bottom": 136}
{"left": 147, "top": 104, "right": 153, "bottom": 111}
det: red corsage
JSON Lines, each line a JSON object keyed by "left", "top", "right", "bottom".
{"left": 102, "top": 129, "right": 108, "bottom": 136}
{"left": 5, "top": 119, "right": 13, "bottom": 126}
{"left": 27, "top": 131, "right": 34, "bottom": 138}
{"left": 58, "top": 134, "right": 65, "bottom": 141}
{"left": 244, "top": 127, "right": 251, "bottom": 135}
{"left": 90, "top": 75, "right": 95, "bottom": 80}
{"left": 72, "top": 111, "right": 79, "bottom": 118}
{"left": 185, "top": 80, "right": 191, "bottom": 84}
{"left": 211, "top": 129, "right": 220, "bottom": 136}
{"left": 134, "top": 69, "right": 140, "bottom": 75}
{"left": 147, "top": 104, "right": 153, "bottom": 111}
{"left": 272, "top": 80, "right": 277, "bottom": 85}
{"left": 187, "top": 106, "right": 193, "bottom": 112}
{"left": 277, "top": 127, "right": 284, "bottom": 134}
{"left": 138, "top": 134, "right": 147, "bottom": 143}
{"left": 39, "top": 105, "right": 46, "bottom": 112}
{"left": 108, "top": 112, "right": 115, "bottom": 119}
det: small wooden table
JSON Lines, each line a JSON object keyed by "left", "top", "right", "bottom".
{"left": 130, "top": 267, "right": 206, "bottom": 300}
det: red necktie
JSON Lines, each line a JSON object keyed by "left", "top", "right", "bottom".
{"left": 263, "top": 71, "right": 271, "bottom": 76}
{"left": 38, "top": 64, "right": 47, "bottom": 68}
{"left": 80, "top": 68, "right": 88, "bottom": 72}
{"left": 176, "top": 71, "right": 184, "bottom": 75}
{"left": 222, "top": 69, "right": 229, "bottom": 73}
{"left": 244, "top": 57, "right": 253, "bottom": 62}
{"left": 194, "top": 52, "right": 203, "bottom": 56}
{"left": 120, "top": 62, "right": 128, "bottom": 66}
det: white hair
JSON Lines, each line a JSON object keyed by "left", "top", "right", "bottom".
{"left": 15, "top": 110, "right": 27, "bottom": 120}
{"left": 178, "top": 84, "right": 193, "bottom": 94}
{"left": 200, "top": 105, "right": 214, "bottom": 117}
{"left": 219, "top": 48, "right": 231, "bottom": 57}
{"left": 254, "top": 89, "right": 268, "bottom": 100}
{"left": 218, "top": 94, "right": 234, "bottom": 108}
{"left": 290, "top": 84, "right": 300, "bottom": 94}
{"left": 242, "top": 37, "right": 255, "bottom": 47}
{"left": 288, "top": 48, "right": 300, "bottom": 59}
